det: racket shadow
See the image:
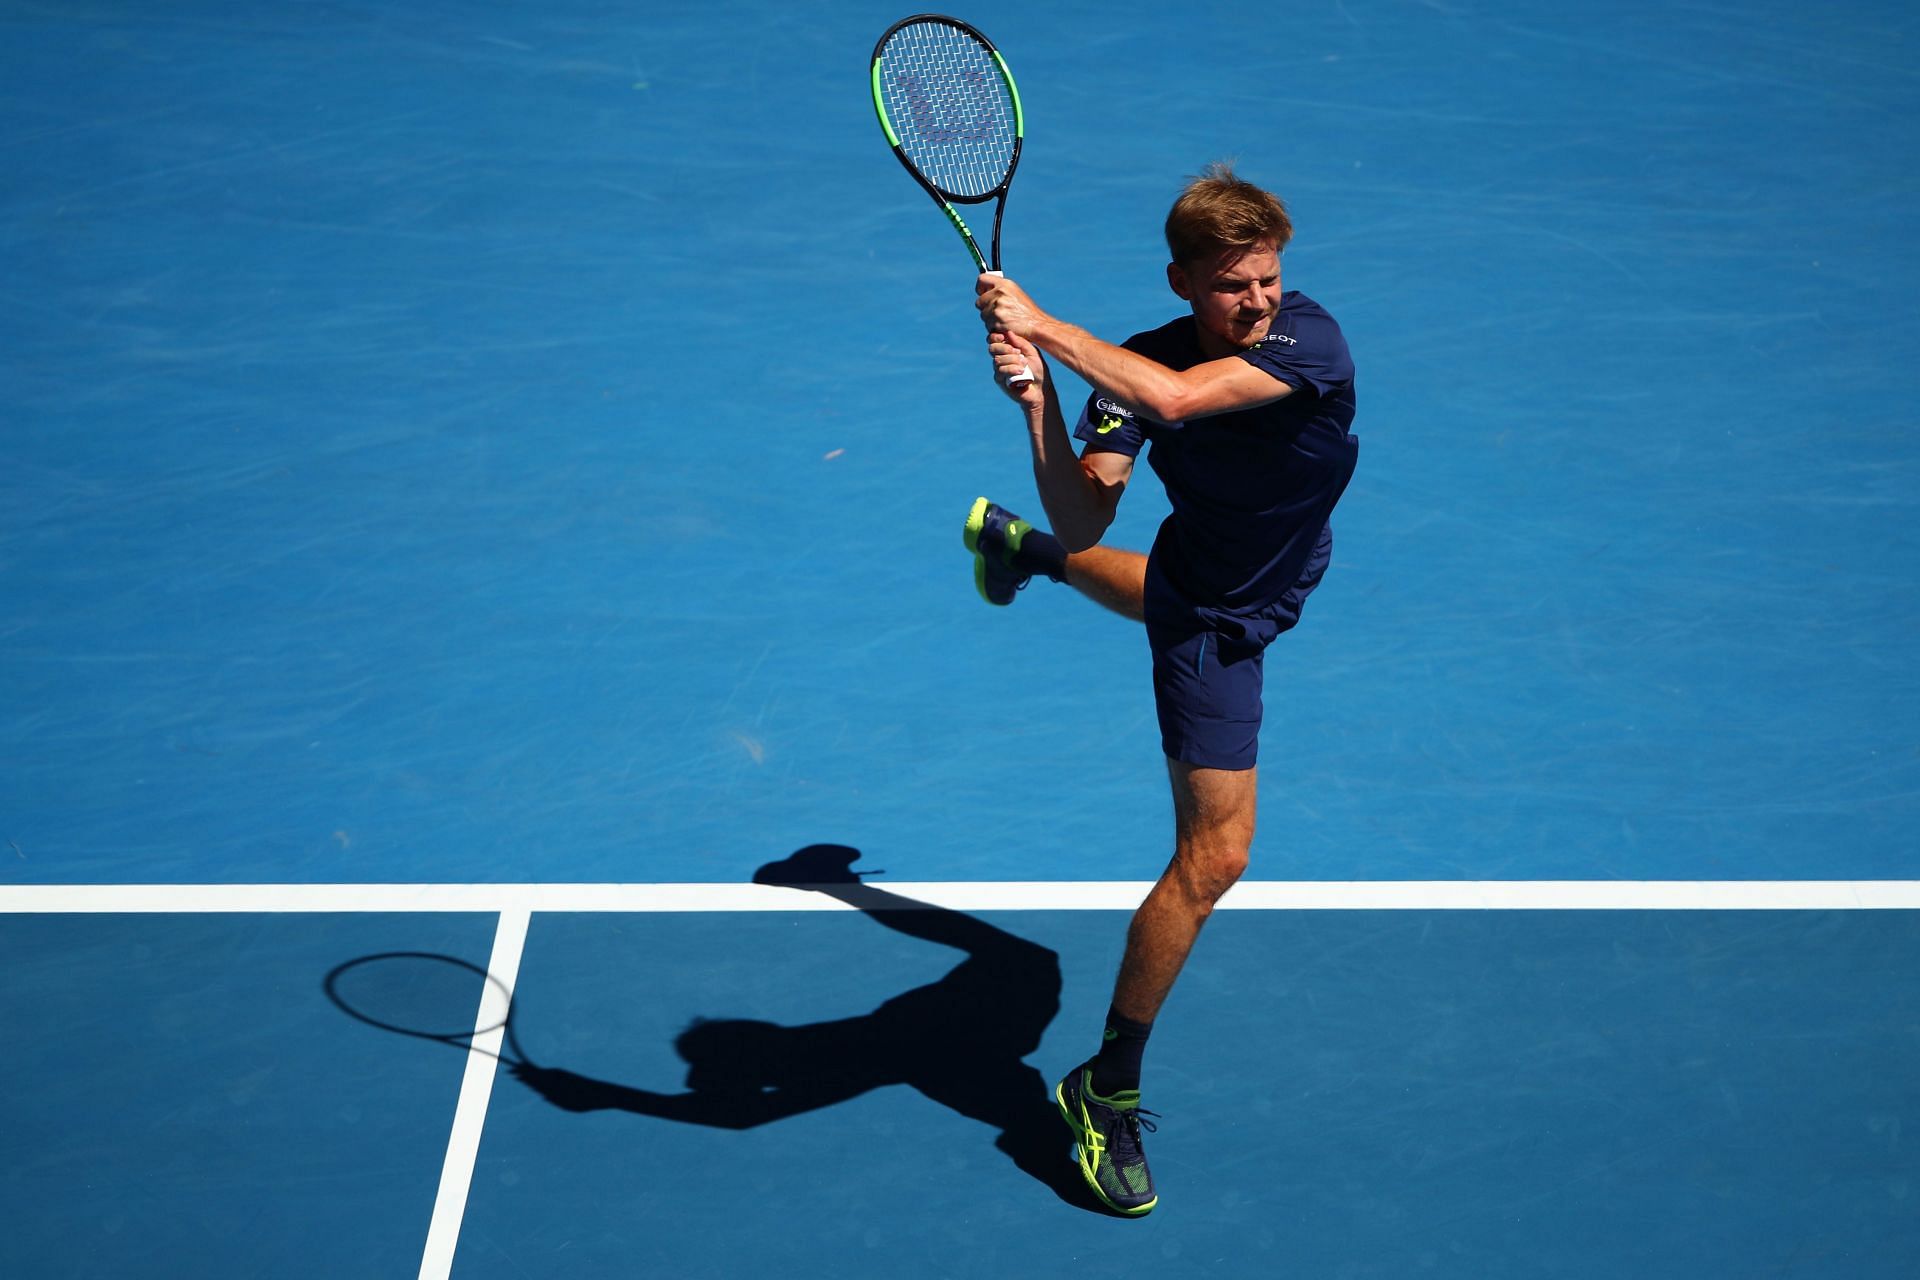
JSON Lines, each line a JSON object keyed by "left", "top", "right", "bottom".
{"left": 510, "top": 844, "right": 1103, "bottom": 1213}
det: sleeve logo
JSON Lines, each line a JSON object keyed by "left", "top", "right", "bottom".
{"left": 1090, "top": 401, "right": 1128, "bottom": 435}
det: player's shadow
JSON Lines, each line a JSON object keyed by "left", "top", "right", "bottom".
{"left": 511, "top": 844, "right": 1095, "bottom": 1209}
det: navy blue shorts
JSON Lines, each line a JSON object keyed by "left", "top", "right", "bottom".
{"left": 1146, "top": 525, "right": 1332, "bottom": 771}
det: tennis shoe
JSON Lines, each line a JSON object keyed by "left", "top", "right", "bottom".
{"left": 963, "top": 497, "right": 1034, "bottom": 607}
{"left": 1055, "top": 1061, "right": 1159, "bottom": 1215}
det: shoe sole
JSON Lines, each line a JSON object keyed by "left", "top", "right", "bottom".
{"left": 1055, "top": 1077, "right": 1158, "bottom": 1217}
{"left": 963, "top": 496, "right": 990, "bottom": 554}
{"left": 963, "top": 496, "right": 1005, "bottom": 607}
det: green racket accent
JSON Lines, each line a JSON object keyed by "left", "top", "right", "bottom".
{"left": 993, "top": 51, "right": 1024, "bottom": 138}
{"left": 945, "top": 204, "right": 985, "bottom": 271}
{"left": 870, "top": 58, "right": 900, "bottom": 146}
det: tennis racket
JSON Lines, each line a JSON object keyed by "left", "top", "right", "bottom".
{"left": 325, "top": 951, "right": 535, "bottom": 1069}
{"left": 870, "top": 14, "right": 1032, "bottom": 385}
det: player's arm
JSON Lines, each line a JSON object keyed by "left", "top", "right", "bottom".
{"left": 1037, "top": 326, "right": 1291, "bottom": 422}
{"left": 978, "top": 274, "right": 1294, "bottom": 421}
{"left": 1063, "top": 448, "right": 1132, "bottom": 552}
{"left": 990, "top": 331, "right": 1130, "bottom": 552}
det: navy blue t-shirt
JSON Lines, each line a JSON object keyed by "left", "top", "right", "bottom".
{"left": 1072, "top": 291, "right": 1358, "bottom": 638}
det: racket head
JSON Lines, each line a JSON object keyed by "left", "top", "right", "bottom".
{"left": 871, "top": 14, "right": 1024, "bottom": 205}
{"left": 324, "top": 951, "right": 527, "bottom": 1065}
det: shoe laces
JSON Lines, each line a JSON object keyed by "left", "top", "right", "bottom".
{"left": 1106, "top": 1107, "right": 1159, "bottom": 1163}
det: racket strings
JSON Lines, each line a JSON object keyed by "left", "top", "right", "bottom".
{"left": 878, "top": 22, "right": 1016, "bottom": 198}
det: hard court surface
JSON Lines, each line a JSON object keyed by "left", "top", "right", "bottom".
{"left": 3, "top": 1, "right": 1917, "bottom": 1276}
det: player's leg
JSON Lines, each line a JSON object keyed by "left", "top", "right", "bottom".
{"left": 964, "top": 496, "right": 1146, "bottom": 619}
{"left": 1055, "top": 618, "right": 1266, "bottom": 1215}
{"left": 1109, "top": 760, "right": 1256, "bottom": 1023}
{"left": 1056, "top": 759, "right": 1254, "bottom": 1216}
{"left": 1061, "top": 544, "right": 1146, "bottom": 621}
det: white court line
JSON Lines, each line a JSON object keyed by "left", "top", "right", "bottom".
{"left": 418, "top": 907, "right": 529, "bottom": 1280}
{"left": 3, "top": 880, "right": 1920, "bottom": 912}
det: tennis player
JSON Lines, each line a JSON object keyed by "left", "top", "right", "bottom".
{"left": 968, "top": 163, "right": 1358, "bottom": 1215}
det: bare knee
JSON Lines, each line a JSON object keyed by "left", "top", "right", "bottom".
{"left": 1163, "top": 759, "right": 1257, "bottom": 908}
{"left": 1168, "top": 836, "right": 1250, "bottom": 908}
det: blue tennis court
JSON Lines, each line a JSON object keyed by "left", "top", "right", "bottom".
{"left": 4, "top": 0, "right": 1918, "bottom": 1275}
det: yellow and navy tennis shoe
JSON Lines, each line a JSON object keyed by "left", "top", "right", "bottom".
{"left": 1055, "top": 1062, "right": 1159, "bottom": 1215}
{"left": 962, "top": 497, "right": 1034, "bottom": 607}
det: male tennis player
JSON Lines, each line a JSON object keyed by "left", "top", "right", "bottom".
{"left": 968, "top": 163, "right": 1357, "bottom": 1215}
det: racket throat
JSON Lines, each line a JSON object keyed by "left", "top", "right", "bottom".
{"left": 942, "top": 203, "right": 987, "bottom": 272}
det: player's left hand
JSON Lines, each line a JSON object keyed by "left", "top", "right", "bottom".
{"left": 988, "top": 330, "right": 1047, "bottom": 408}
{"left": 976, "top": 272, "right": 1048, "bottom": 338}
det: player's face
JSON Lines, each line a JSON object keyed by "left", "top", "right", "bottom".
{"left": 1168, "top": 241, "right": 1282, "bottom": 350}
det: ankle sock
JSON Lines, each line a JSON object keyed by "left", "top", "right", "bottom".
{"left": 1011, "top": 525, "right": 1068, "bottom": 582}
{"left": 1089, "top": 1006, "right": 1153, "bottom": 1096}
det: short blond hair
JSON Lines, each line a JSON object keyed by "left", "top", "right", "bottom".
{"left": 1164, "top": 162, "right": 1293, "bottom": 265}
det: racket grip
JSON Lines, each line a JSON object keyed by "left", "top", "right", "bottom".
{"left": 982, "top": 271, "right": 1036, "bottom": 388}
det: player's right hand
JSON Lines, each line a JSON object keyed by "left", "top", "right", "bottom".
{"left": 976, "top": 272, "right": 1047, "bottom": 338}
{"left": 989, "top": 330, "right": 1046, "bottom": 408}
